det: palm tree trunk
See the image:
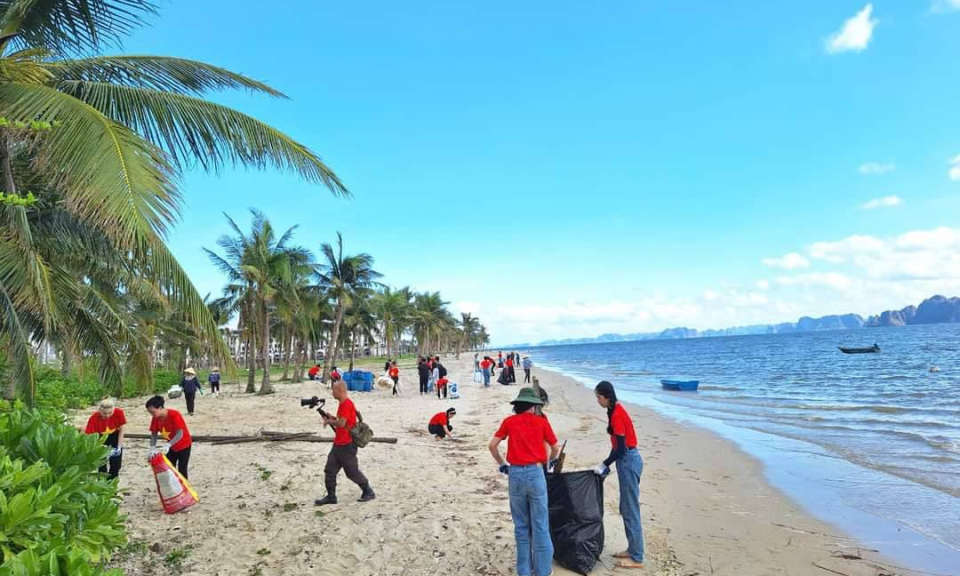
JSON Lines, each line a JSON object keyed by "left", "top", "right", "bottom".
{"left": 0, "top": 133, "right": 17, "bottom": 195}
{"left": 321, "top": 302, "right": 344, "bottom": 384}
{"left": 259, "top": 302, "right": 273, "bottom": 394}
{"left": 349, "top": 327, "right": 357, "bottom": 372}
{"left": 281, "top": 326, "right": 292, "bottom": 381}
{"left": 60, "top": 345, "right": 72, "bottom": 378}
{"left": 245, "top": 328, "right": 256, "bottom": 394}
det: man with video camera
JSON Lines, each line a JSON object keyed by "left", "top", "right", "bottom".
{"left": 314, "top": 381, "right": 376, "bottom": 506}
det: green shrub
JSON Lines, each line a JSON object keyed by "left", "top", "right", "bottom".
{"left": 0, "top": 410, "right": 126, "bottom": 573}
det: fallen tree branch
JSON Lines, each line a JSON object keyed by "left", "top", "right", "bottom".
{"left": 812, "top": 562, "right": 854, "bottom": 576}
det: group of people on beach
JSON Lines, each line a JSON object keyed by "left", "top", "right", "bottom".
{"left": 81, "top": 355, "right": 644, "bottom": 576}
{"left": 476, "top": 350, "right": 533, "bottom": 386}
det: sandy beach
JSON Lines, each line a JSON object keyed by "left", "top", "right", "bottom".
{"left": 89, "top": 356, "right": 925, "bottom": 576}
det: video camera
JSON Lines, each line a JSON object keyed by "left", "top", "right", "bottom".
{"left": 300, "top": 396, "right": 332, "bottom": 419}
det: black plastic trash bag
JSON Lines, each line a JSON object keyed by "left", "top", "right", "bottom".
{"left": 547, "top": 470, "right": 605, "bottom": 575}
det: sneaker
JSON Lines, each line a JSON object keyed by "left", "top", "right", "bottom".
{"left": 314, "top": 495, "right": 337, "bottom": 506}
{"left": 357, "top": 490, "right": 376, "bottom": 503}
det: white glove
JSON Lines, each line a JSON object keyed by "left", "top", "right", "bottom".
{"left": 593, "top": 463, "right": 610, "bottom": 476}
{"left": 109, "top": 447, "right": 122, "bottom": 458}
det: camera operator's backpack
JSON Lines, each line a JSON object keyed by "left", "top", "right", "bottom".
{"left": 351, "top": 411, "right": 374, "bottom": 448}
{"left": 438, "top": 363, "right": 447, "bottom": 378}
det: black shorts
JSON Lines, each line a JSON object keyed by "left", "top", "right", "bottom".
{"left": 428, "top": 423, "right": 447, "bottom": 438}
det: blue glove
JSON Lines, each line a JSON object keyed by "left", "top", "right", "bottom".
{"left": 498, "top": 464, "right": 509, "bottom": 475}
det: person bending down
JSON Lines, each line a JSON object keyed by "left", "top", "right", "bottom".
{"left": 429, "top": 408, "right": 456, "bottom": 439}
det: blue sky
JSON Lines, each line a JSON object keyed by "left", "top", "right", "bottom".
{"left": 123, "top": 1, "right": 960, "bottom": 343}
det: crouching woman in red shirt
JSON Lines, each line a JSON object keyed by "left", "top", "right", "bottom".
{"left": 489, "top": 388, "right": 560, "bottom": 576}
{"left": 146, "top": 395, "right": 193, "bottom": 479}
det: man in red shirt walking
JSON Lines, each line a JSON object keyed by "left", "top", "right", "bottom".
{"left": 315, "top": 381, "right": 376, "bottom": 506}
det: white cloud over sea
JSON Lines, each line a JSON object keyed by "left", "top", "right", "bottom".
{"left": 860, "top": 195, "right": 902, "bottom": 210}
{"left": 859, "top": 162, "right": 895, "bottom": 175}
{"left": 491, "top": 227, "right": 960, "bottom": 345}
{"left": 825, "top": 4, "right": 878, "bottom": 54}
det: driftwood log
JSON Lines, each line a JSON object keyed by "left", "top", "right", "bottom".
{"left": 123, "top": 432, "right": 398, "bottom": 444}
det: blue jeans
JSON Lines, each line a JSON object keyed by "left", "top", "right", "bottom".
{"left": 483, "top": 368, "right": 491, "bottom": 386}
{"left": 508, "top": 464, "right": 554, "bottom": 576}
{"left": 616, "top": 449, "right": 644, "bottom": 562}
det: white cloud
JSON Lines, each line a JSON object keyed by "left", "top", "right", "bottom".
{"left": 806, "top": 227, "right": 960, "bottom": 280}
{"left": 775, "top": 272, "right": 855, "bottom": 291}
{"left": 761, "top": 252, "right": 811, "bottom": 270}
{"left": 756, "top": 279, "right": 770, "bottom": 290}
{"left": 860, "top": 195, "right": 902, "bottom": 210}
{"left": 931, "top": 0, "right": 960, "bottom": 13}
{"left": 858, "top": 162, "right": 895, "bottom": 175}
{"left": 948, "top": 154, "right": 960, "bottom": 181}
{"left": 826, "top": 4, "right": 878, "bottom": 54}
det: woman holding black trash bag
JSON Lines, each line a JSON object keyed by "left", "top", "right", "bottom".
{"left": 594, "top": 380, "right": 644, "bottom": 569}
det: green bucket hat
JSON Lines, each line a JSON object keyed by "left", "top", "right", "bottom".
{"left": 510, "top": 387, "right": 544, "bottom": 405}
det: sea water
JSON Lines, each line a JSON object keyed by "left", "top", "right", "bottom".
{"left": 525, "top": 323, "right": 960, "bottom": 575}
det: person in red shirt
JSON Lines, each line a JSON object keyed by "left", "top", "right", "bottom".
{"left": 428, "top": 408, "right": 456, "bottom": 439}
{"left": 480, "top": 356, "right": 493, "bottom": 387}
{"left": 594, "top": 380, "right": 644, "bottom": 569}
{"left": 330, "top": 366, "right": 341, "bottom": 383}
{"left": 436, "top": 376, "right": 449, "bottom": 399}
{"left": 146, "top": 395, "right": 193, "bottom": 479}
{"left": 315, "top": 381, "right": 375, "bottom": 506}
{"left": 84, "top": 397, "right": 126, "bottom": 478}
{"left": 489, "top": 388, "right": 560, "bottom": 576}
{"left": 308, "top": 364, "right": 320, "bottom": 380}
{"left": 388, "top": 362, "right": 400, "bottom": 396}
{"left": 505, "top": 355, "right": 516, "bottom": 383}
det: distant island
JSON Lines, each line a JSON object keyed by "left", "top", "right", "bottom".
{"left": 528, "top": 295, "right": 960, "bottom": 348}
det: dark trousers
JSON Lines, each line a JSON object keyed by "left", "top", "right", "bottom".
{"left": 428, "top": 423, "right": 447, "bottom": 438}
{"left": 167, "top": 446, "right": 191, "bottom": 480}
{"left": 524, "top": 368, "right": 531, "bottom": 383}
{"left": 324, "top": 444, "right": 369, "bottom": 496}
{"left": 419, "top": 375, "right": 428, "bottom": 395}
{"left": 185, "top": 392, "right": 196, "bottom": 415}
{"left": 392, "top": 376, "right": 399, "bottom": 396}
{"left": 508, "top": 366, "right": 516, "bottom": 383}
{"left": 99, "top": 451, "right": 123, "bottom": 479}
{"left": 210, "top": 381, "right": 220, "bottom": 393}
{"left": 437, "top": 383, "right": 447, "bottom": 399}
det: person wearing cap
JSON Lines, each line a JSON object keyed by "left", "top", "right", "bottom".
{"left": 84, "top": 397, "right": 127, "bottom": 479}
{"left": 208, "top": 367, "right": 222, "bottom": 397}
{"left": 428, "top": 408, "right": 456, "bottom": 439}
{"left": 489, "top": 388, "right": 560, "bottom": 576}
{"left": 180, "top": 367, "right": 202, "bottom": 415}
{"left": 522, "top": 356, "right": 533, "bottom": 383}
{"left": 594, "top": 380, "right": 644, "bottom": 569}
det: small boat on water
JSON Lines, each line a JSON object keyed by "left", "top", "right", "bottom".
{"left": 838, "top": 343, "right": 880, "bottom": 354}
{"left": 661, "top": 379, "right": 699, "bottom": 391}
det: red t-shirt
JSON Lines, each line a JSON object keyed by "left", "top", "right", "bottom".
{"left": 437, "top": 377, "right": 448, "bottom": 387}
{"left": 149, "top": 409, "right": 192, "bottom": 452}
{"left": 494, "top": 412, "right": 558, "bottom": 466}
{"left": 85, "top": 408, "right": 127, "bottom": 448}
{"left": 308, "top": 366, "right": 319, "bottom": 376}
{"left": 389, "top": 367, "right": 399, "bottom": 378}
{"left": 481, "top": 359, "right": 492, "bottom": 369}
{"left": 429, "top": 412, "right": 449, "bottom": 427}
{"left": 609, "top": 403, "right": 638, "bottom": 449}
{"left": 506, "top": 358, "right": 514, "bottom": 367}
{"left": 334, "top": 398, "right": 357, "bottom": 446}
{"left": 330, "top": 370, "right": 341, "bottom": 381}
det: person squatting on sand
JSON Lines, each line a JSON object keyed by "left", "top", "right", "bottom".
{"left": 489, "top": 387, "right": 560, "bottom": 576}
{"left": 146, "top": 395, "right": 193, "bottom": 479}
{"left": 315, "top": 381, "right": 376, "bottom": 505}
{"left": 429, "top": 408, "right": 456, "bottom": 439}
{"left": 594, "top": 380, "right": 645, "bottom": 569}
{"left": 84, "top": 397, "right": 126, "bottom": 478}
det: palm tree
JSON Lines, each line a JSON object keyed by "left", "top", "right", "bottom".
{"left": 412, "top": 291, "right": 449, "bottom": 355}
{"left": 0, "top": 0, "right": 347, "bottom": 402}
{"left": 458, "top": 312, "right": 480, "bottom": 358}
{"left": 373, "top": 286, "right": 414, "bottom": 359}
{"left": 206, "top": 210, "right": 309, "bottom": 395}
{"left": 343, "top": 288, "right": 379, "bottom": 372}
{"left": 316, "top": 233, "right": 381, "bottom": 383}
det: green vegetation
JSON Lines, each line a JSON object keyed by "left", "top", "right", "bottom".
{"left": 164, "top": 546, "right": 193, "bottom": 573}
{"left": 0, "top": 411, "right": 126, "bottom": 575}
{"left": 256, "top": 548, "right": 271, "bottom": 556}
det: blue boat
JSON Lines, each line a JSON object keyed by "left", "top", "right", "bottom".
{"left": 660, "top": 379, "right": 699, "bottom": 391}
